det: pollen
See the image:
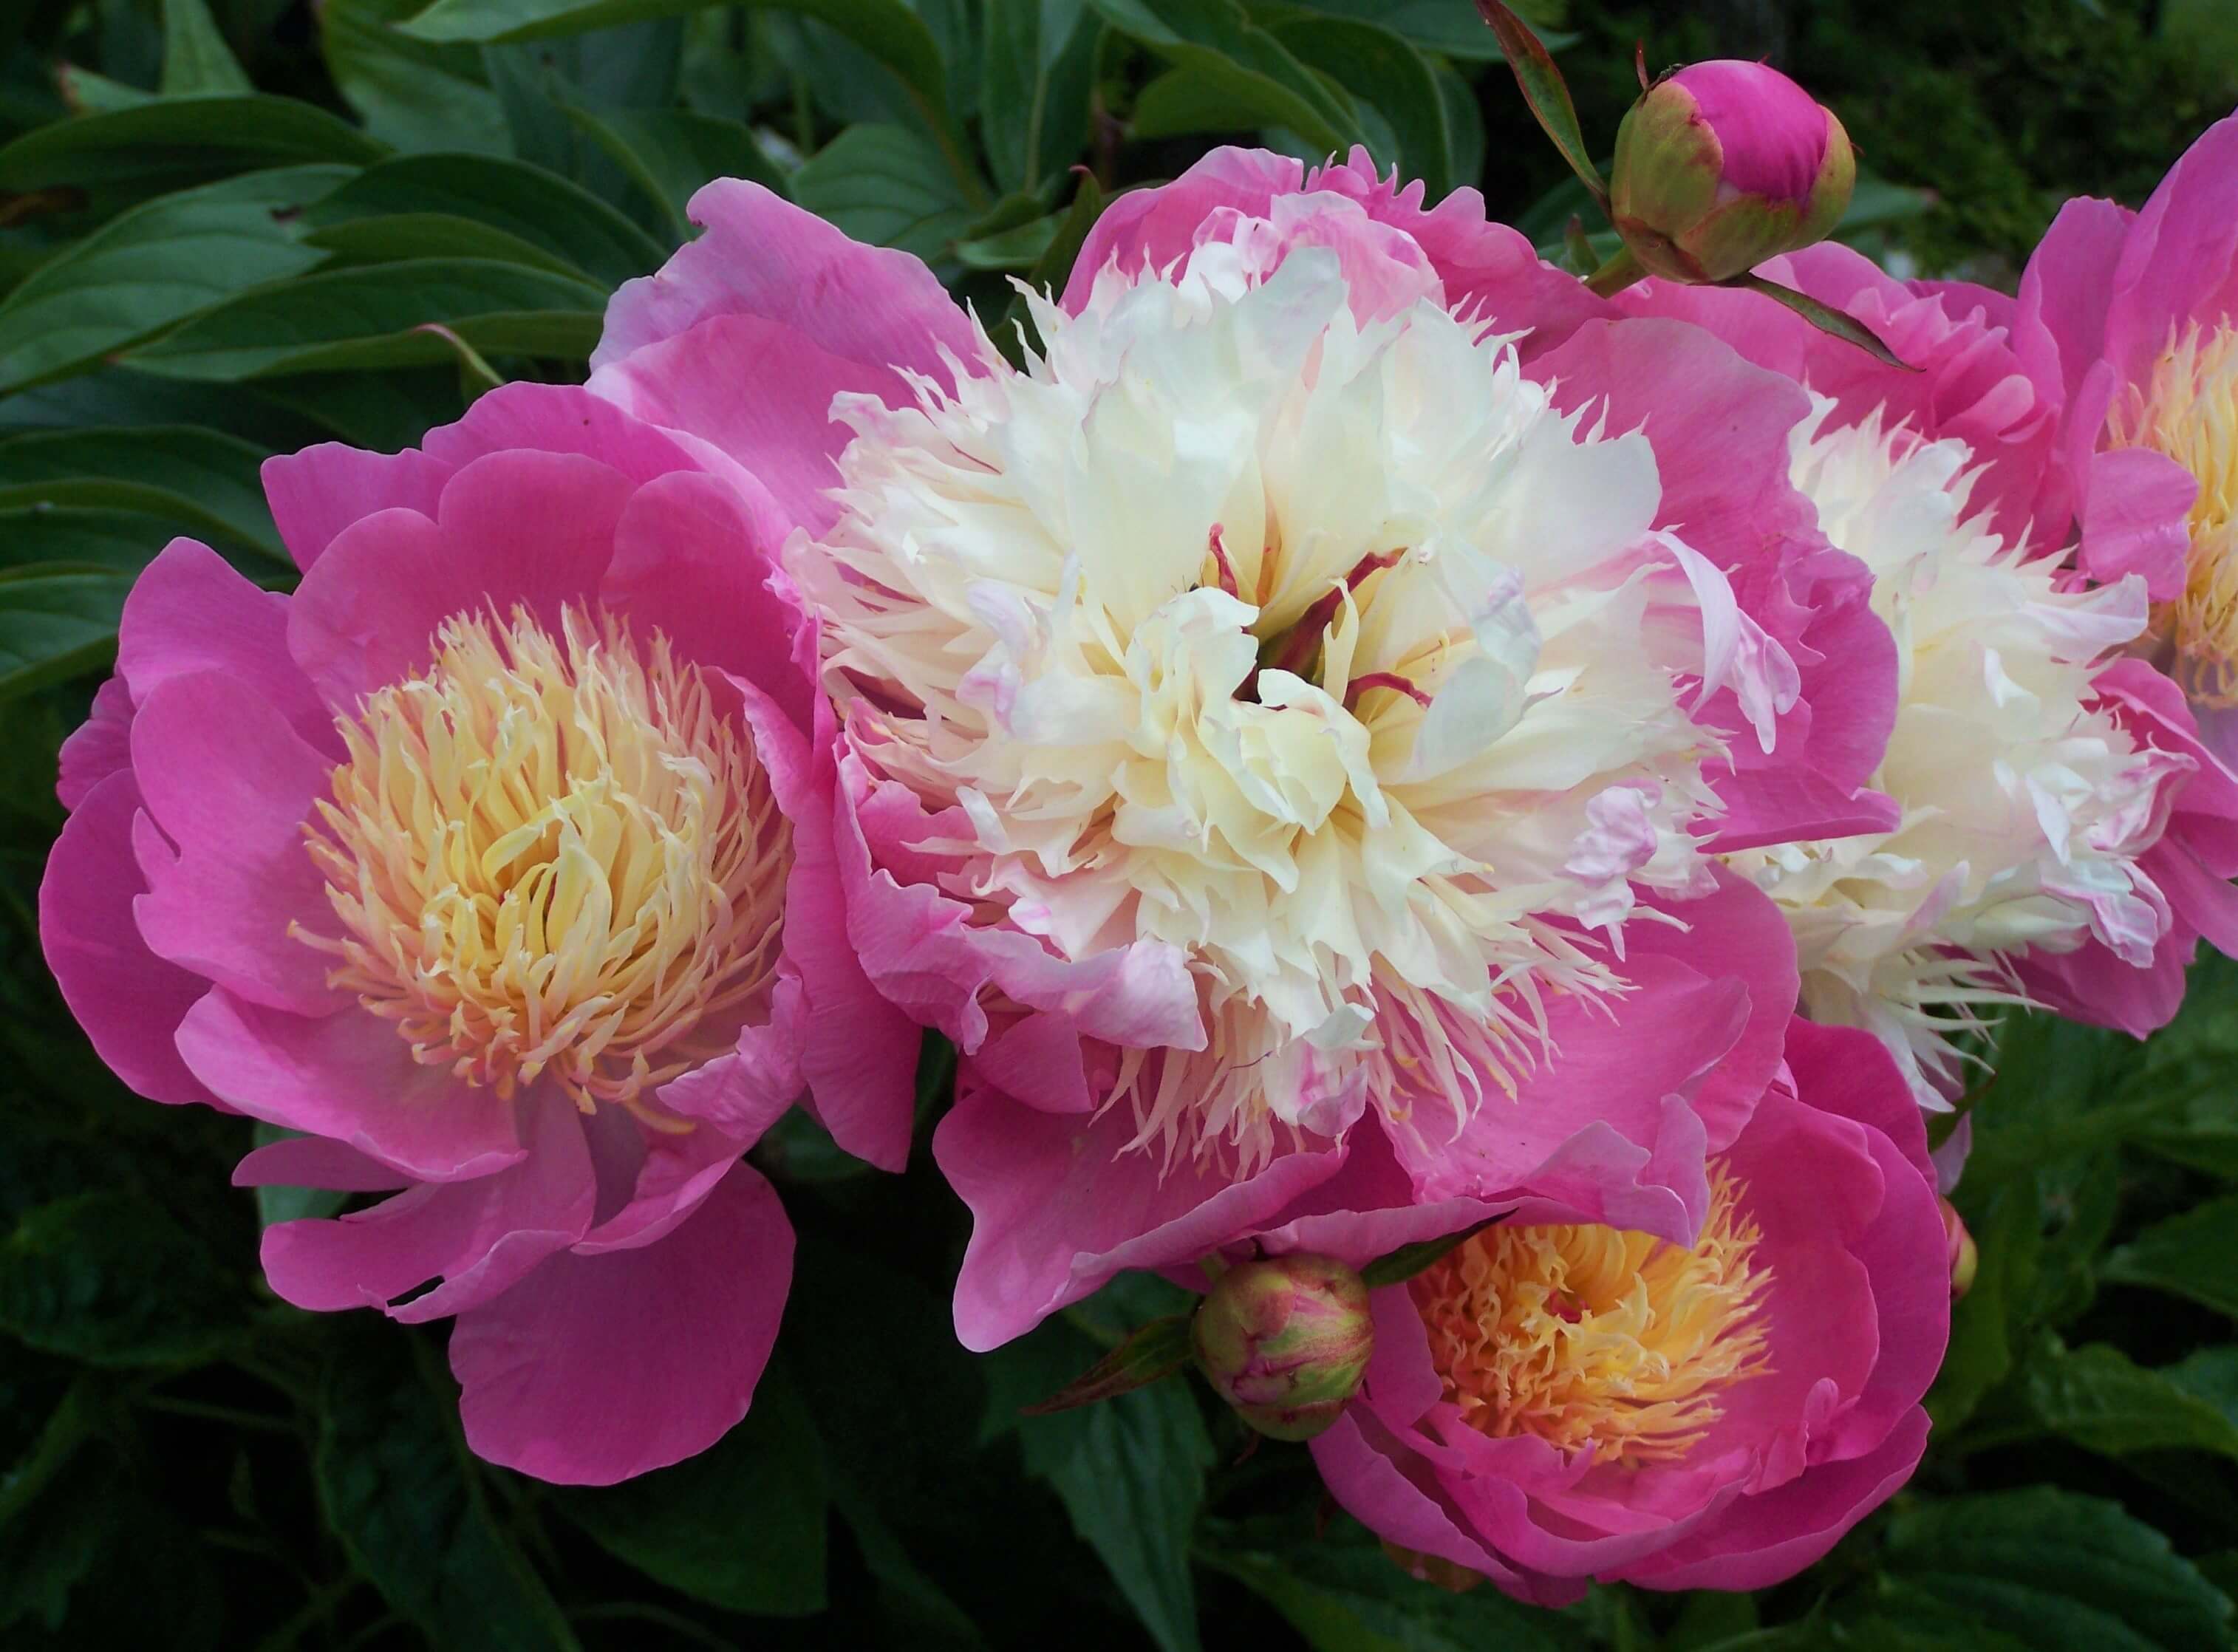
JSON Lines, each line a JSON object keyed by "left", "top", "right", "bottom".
{"left": 1410, "top": 1167, "right": 1773, "bottom": 1466}
{"left": 2110, "top": 320, "right": 2238, "bottom": 706}
{"left": 296, "top": 604, "right": 791, "bottom": 1120}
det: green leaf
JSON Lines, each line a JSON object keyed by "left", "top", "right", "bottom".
{"left": 0, "top": 98, "right": 389, "bottom": 188}
{"left": 2104, "top": 1193, "right": 2238, "bottom": 1319}
{"left": 2004, "top": 1339, "right": 2238, "bottom": 1464}
{"left": 0, "top": 568, "right": 132, "bottom": 699}
{"left": 957, "top": 211, "right": 1062, "bottom": 270}
{"left": 1930, "top": 1177, "right": 2041, "bottom": 1433}
{"left": 1730, "top": 273, "right": 1911, "bottom": 369}
{"left": 1204, "top": 1515, "right": 1592, "bottom": 1652}
{"left": 995, "top": 1312, "right": 1214, "bottom": 1652}
{"left": 301, "top": 151, "right": 664, "bottom": 290}
{"left": 0, "top": 1192, "right": 241, "bottom": 1366}
{"left": 123, "top": 257, "right": 606, "bottom": 378}
{"left": 562, "top": 105, "right": 791, "bottom": 239}
{"left": 1266, "top": 16, "right": 1452, "bottom": 199}
{"left": 557, "top": 1363, "right": 829, "bottom": 1615}
{"left": 1360, "top": 1217, "right": 1502, "bottom": 1290}
{"left": 323, "top": 0, "right": 515, "bottom": 156}
{"left": 252, "top": 366, "right": 468, "bottom": 448}
{"left": 0, "top": 165, "right": 349, "bottom": 394}
{"left": 316, "top": 1326, "right": 581, "bottom": 1652}
{"left": 1276, "top": 0, "right": 1560, "bottom": 62}
{"left": 1475, "top": 0, "right": 1604, "bottom": 209}
{"left": 981, "top": 0, "right": 1097, "bottom": 194}
{"left": 1020, "top": 1314, "right": 1195, "bottom": 1414}
{"left": 304, "top": 211, "right": 589, "bottom": 277}
{"left": 793, "top": 123, "right": 972, "bottom": 262}
{"left": 1882, "top": 1487, "right": 2236, "bottom": 1652}
{"left": 160, "top": 0, "right": 253, "bottom": 96}
{"left": 1091, "top": 0, "right": 1362, "bottom": 158}
{"left": 0, "top": 426, "right": 285, "bottom": 559}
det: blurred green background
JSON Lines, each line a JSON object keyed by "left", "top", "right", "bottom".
{"left": 2, "top": 1, "right": 2237, "bottom": 1648}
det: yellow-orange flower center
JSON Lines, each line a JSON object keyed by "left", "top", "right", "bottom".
{"left": 296, "top": 604, "right": 789, "bottom": 1120}
{"left": 1410, "top": 1169, "right": 1773, "bottom": 1466}
{"left": 2110, "top": 320, "right": 2238, "bottom": 706}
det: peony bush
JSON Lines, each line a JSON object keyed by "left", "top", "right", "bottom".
{"left": 5, "top": 3, "right": 2238, "bottom": 1648}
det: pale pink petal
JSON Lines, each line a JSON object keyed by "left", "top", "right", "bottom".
{"left": 450, "top": 1164, "right": 793, "bottom": 1485}
{"left": 2079, "top": 446, "right": 2196, "bottom": 599}
{"left": 38, "top": 772, "right": 221, "bottom": 1108}
{"left": 176, "top": 989, "right": 525, "bottom": 1183}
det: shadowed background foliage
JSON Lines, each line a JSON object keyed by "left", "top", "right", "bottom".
{"left": 1, "top": 1, "right": 2236, "bottom": 1648}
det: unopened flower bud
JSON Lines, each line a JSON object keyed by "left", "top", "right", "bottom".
{"left": 1193, "top": 1254, "right": 1374, "bottom": 1441}
{"left": 1941, "top": 1198, "right": 1978, "bottom": 1300}
{"left": 1610, "top": 59, "right": 1855, "bottom": 284}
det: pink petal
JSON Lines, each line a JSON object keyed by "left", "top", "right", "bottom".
{"left": 589, "top": 313, "right": 895, "bottom": 535}
{"left": 934, "top": 1062, "right": 1345, "bottom": 1351}
{"left": 260, "top": 1090, "right": 594, "bottom": 1322}
{"left": 233, "top": 1134, "right": 409, "bottom": 1192}
{"left": 262, "top": 444, "right": 451, "bottom": 573}
{"left": 38, "top": 772, "right": 221, "bottom": 1108}
{"left": 2016, "top": 196, "right": 2135, "bottom": 409}
{"left": 2079, "top": 446, "right": 2196, "bottom": 599}
{"left": 176, "top": 989, "right": 525, "bottom": 1183}
{"left": 115, "top": 538, "right": 338, "bottom": 757}
{"left": 127, "top": 670, "right": 348, "bottom": 1018}
{"left": 286, "top": 450, "right": 635, "bottom": 712}
{"left": 449, "top": 1164, "right": 793, "bottom": 1485}
{"left": 2104, "top": 112, "right": 2238, "bottom": 392}
{"left": 55, "top": 676, "right": 133, "bottom": 810}
{"left": 595, "top": 178, "right": 978, "bottom": 386}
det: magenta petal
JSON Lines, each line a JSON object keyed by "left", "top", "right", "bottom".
{"left": 262, "top": 444, "right": 451, "bottom": 572}
{"left": 1616, "top": 1408, "right": 1930, "bottom": 1591}
{"left": 127, "top": 670, "right": 348, "bottom": 1017}
{"left": 450, "top": 1164, "right": 794, "bottom": 1485}
{"left": 116, "top": 539, "right": 336, "bottom": 755}
{"left": 595, "top": 178, "right": 977, "bottom": 391}
{"left": 287, "top": 450, "right": 635, "bottom": 711}
{"left": 935, "top": 1064, "right": 1345, "bottom": 1351}
{"left": 55, "top": 676, "right": 133, "bottom": 810}
{"left": 39, "top": 772, "right": 221, "bottom": 1108}
{"left": 233, "top": 1134, "right": 409, "bottom": 1192}
{"left": 176, "top": 989, "right": 525, "bottom": 1183}
{"left": 2079, "top": 446, "right": 2196, "bottom": 599}
{"left": 589, "top": 313, "right": 895, "bottom": 534}
{"left": 2016, "top": 196, "right": 2135, "bottom": 408}
{"left": 602, "top": 471, "right": 809, "bottom": 728}
{"left": 261, "top": 1092, "right": 594, "bottom": 1322}
{"left": 2104, "top": 112, "right": 2238, "bottom": 391}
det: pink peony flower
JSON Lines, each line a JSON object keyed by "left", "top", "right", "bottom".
{"left": 585, "top": 151, "right": 1901, "bottom": 1351}
{"left": 39, "top": 383, "right": 918, "bottom": 1484}
{"left": 1608, "top": 61, "right": 1856, "bottom": 284}
{"left": 1619, "top": 243, "right": 2238, "bottom": 1089}
{"left": 1234, "top": 1017, "right": 1946, "bottom": 1604}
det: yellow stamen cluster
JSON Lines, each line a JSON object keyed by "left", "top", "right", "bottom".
{"left": 297, "top": 604, "right": 790, "bottom": 1119}
{"left": 2110, "top": 320, "right": 2238, "bottom": 706}
{"left": 1410, "top": 1168, "right": 1773, "bottom": 1466}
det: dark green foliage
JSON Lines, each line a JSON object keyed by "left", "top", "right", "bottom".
{"left": 1, "top": 1, "right": 2236, "bottom": 1648}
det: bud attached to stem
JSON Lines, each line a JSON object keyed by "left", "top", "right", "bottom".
{"left": 1193, "top": 1255, "right": 1375, "bottom": 1441}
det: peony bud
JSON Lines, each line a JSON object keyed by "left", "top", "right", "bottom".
{"left": 1609, "top": 59, "right": 1855, "bottom": 284}
{"left": 1942, "top": 1198, "right": 1978, "bottom": 1300}
{"left": 1193, "top": 1254, "right": 1374, "bottom": 1441}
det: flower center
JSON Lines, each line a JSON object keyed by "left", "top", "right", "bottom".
{"left": 1410, "top": 1167, "right": 1772, "bottom": 1466}
{"left": 297, "top": 604, "right": 790, "bottom": 1120}
{"left": 794, "top": 250, "right": 1730, "bottom": 1176}
{"left": 2109, "top": 320, "right": 2238, "bottom": 706}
